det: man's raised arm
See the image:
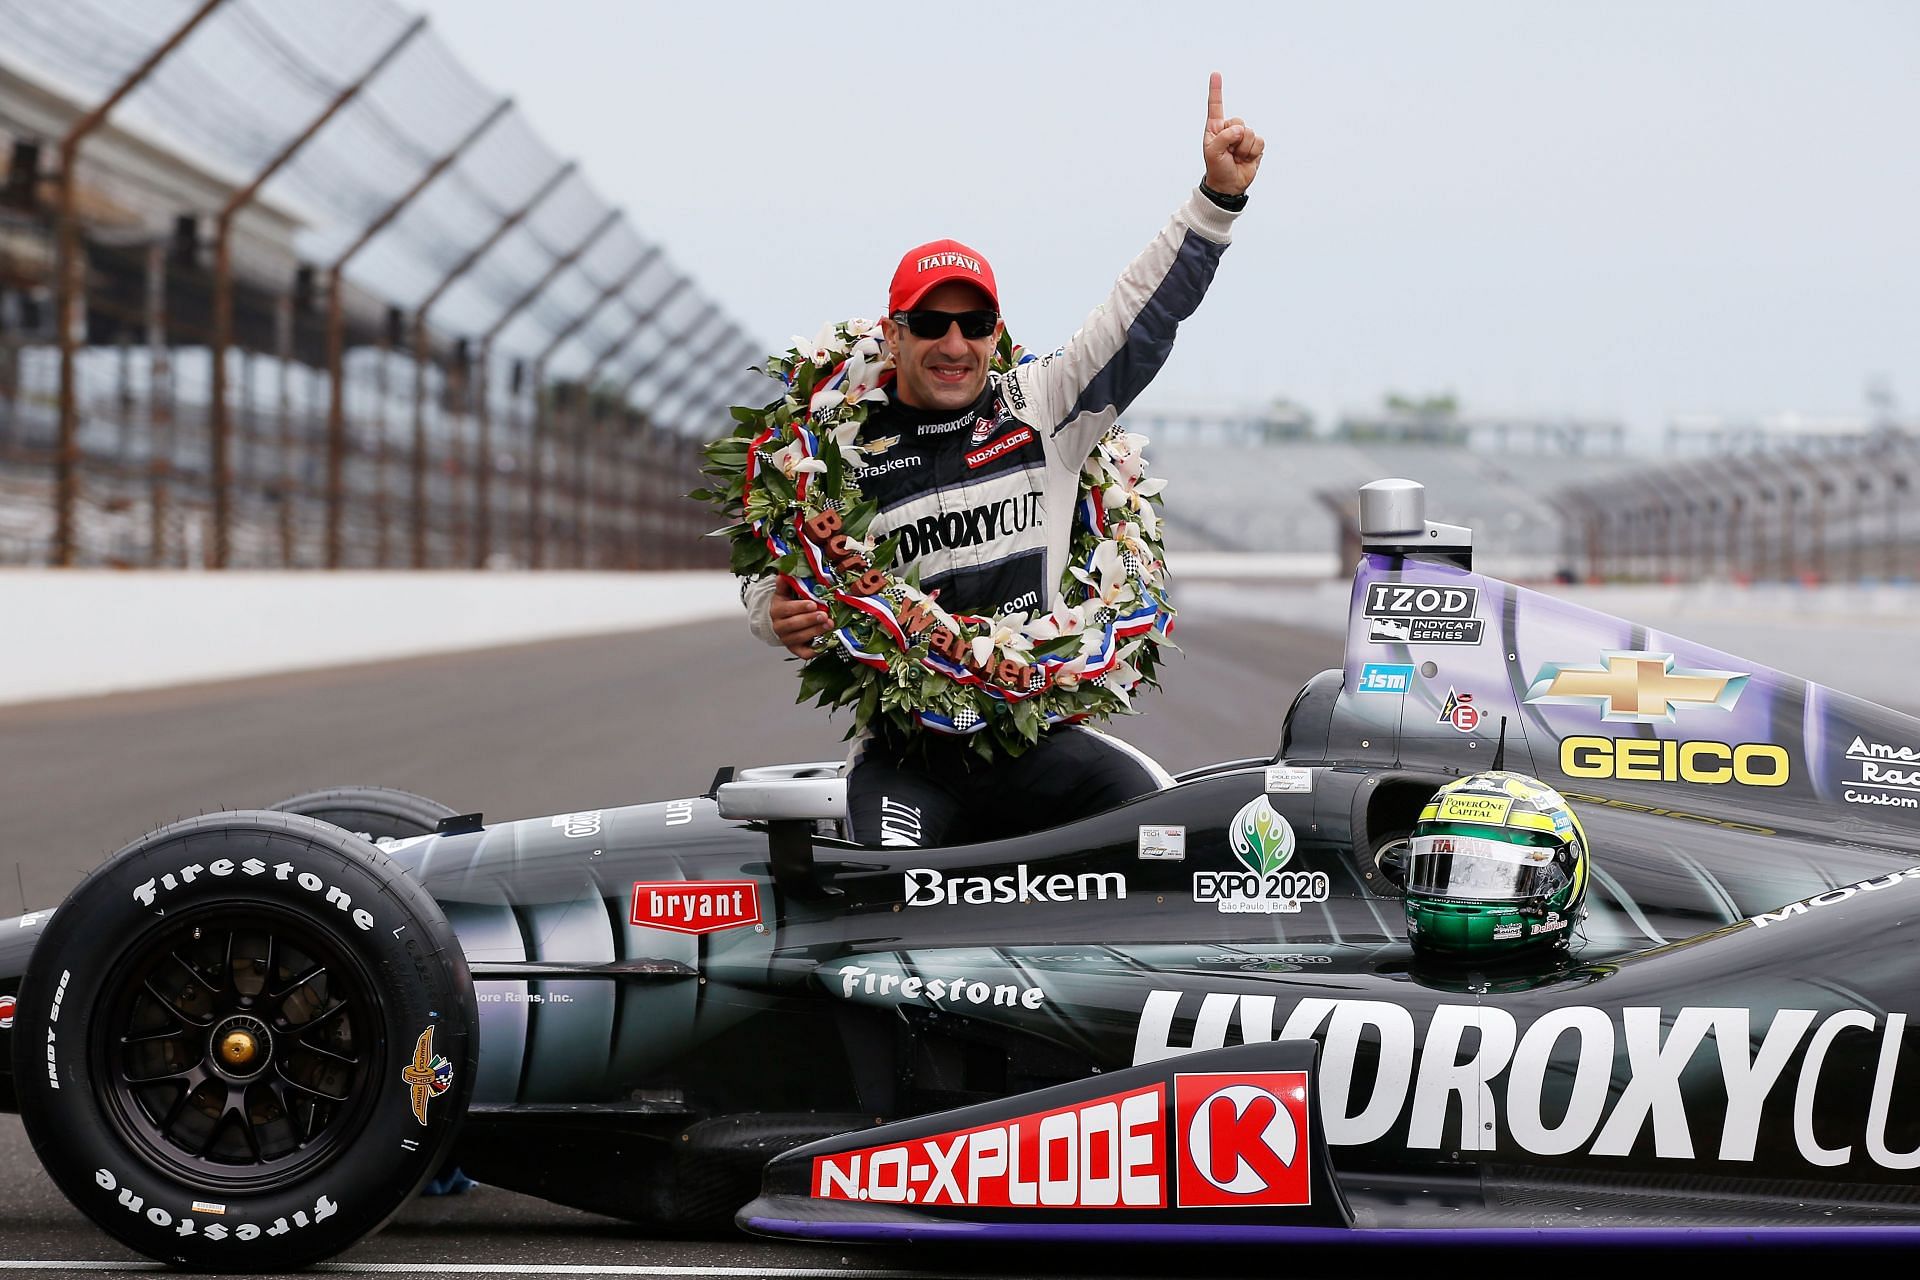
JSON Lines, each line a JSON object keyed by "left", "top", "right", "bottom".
{"left": 1010, "top": 72, "right": 1265, "bottom": 452}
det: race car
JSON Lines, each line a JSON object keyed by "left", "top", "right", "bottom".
{"left": 5, "top": 477, "right": 1920, "bottom": 1270}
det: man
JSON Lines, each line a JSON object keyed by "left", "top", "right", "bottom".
{"left": 744, "top": 74, "right": 1264, "bottom": 849}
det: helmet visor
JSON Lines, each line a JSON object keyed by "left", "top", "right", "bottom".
{"left": 1407, "top": 833, "right": 1567, "bottom": 901}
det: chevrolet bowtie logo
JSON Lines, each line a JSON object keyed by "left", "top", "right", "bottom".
{"left": 1524, "top": 651, "right": 1748, "bottom": 723}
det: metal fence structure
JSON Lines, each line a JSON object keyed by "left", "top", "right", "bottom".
{"left": 0, "top": 0, "right": 766, "bottom": 569}
{"left": 1555, "top": 433, "right": 1920, "bottom": 585}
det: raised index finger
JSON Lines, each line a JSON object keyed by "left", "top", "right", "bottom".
{"left": 1206, "top": 71, "right": 1224, "bottom": 129}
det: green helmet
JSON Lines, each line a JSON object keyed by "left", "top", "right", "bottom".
{"left": 1405, "top": 771, "right": 1590, "bottom": 960}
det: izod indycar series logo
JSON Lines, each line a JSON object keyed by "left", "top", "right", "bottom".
{"left": 630, "top": 880, "right": 762, "bottom": 934}
{"left": 1174, "top": 1071, "right": 1311, "bottom": 1208}
{"left": 1135, "top": 991, "right": 1920, "bottom": 1171}
{"left": 813, "top": 1083, "right": 1167, "bottom": 1209}
{"left": 1363, "top": 583, "right": 1482, "bottom": 646}
{"left": 1193, "top": 797, "right": 1329, "bottom": 914}
{"left": 1839, "top": 736, "right": 1920, "bottom": 809}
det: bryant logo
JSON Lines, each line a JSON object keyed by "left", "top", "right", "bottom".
{"left": 1174, "top": 1071, "right": 1310, "bottom": 1208}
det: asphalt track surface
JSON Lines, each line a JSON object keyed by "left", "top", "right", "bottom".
{"left": 0, "top": 604, "right": 1348, "bottom": 1279}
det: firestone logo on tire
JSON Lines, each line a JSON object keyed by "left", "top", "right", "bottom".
{"left": 630, "top": 880, "right": 761, "bottom": 935}
{"left": 1174, "top": 1071, "right": 1311, "bottom": 1208}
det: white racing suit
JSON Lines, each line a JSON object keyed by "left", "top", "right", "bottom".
{"left": 743, "top": 187, "right": 1242, "bottom": 846}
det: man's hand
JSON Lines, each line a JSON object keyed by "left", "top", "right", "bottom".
{"left": 1202, "top": 71, "right": 1264, "bottom": 197}
{"left": 769, "top": 576, "right": 832, "bottom": 658}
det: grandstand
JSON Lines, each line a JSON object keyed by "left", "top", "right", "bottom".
{"left": 0, "top": 0, "right": 761, "bottom": 569}
{"left": 1144, "top": 407, "right": 1643, "bottom": 580}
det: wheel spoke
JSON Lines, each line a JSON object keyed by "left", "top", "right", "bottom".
{"left": 168, "top": 949, "right": 221, "bottom": 995}
{"left": 292, "top": 1038, "right": 358, "bottom": 1068}
{"left": 288, "top": 997, "right": 350, "bottom": 1034}
{"left": 276, "top": 1062, "right": 350, "bottom": 1104}
{"left": 141, "top": 976, "right": 214, "bottom": 1027}
{"left": 120, "top": 1026, "right": 187, "bottom": 1046}
{"left": 125, "top": 1060, "right": 210, "bottom": 1090}
{"left": 231, "top": 1093, "right": 264, "bottom": 1162}
{"left": 158, "top": 1082, "right": 191, "bottom": 1132}
{"left": 194, "top": 1082, "right": 234, "bottom": 1156}
{"left": 271, "top": 963, "right": 326, "bottom": 1004}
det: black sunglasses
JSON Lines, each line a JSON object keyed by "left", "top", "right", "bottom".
{"left": 892, "top": 308, "right": 999, "bottom": 341}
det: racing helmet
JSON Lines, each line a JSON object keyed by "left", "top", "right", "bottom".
{"left": 1404, "top": 771, "right": 1589, "bottom": 960}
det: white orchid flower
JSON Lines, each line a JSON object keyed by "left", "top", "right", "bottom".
{"left": 1023, "top": 596, "right": 1086, "bottom": 643}
{"left": 1069, "top": 540, "right": 1135, "bottom": 611}
{"left": 841, "top": 349, "right": 891, "bottom": 405}
{"left": 969, "top": 613, "right": 1033, "bottom": 669}
{"left": 764, "top": 439, "right": 827, "bottom": 482}
{"left": 1050, "top": 655, "right": 1090, "bottom": 690}
{"left": 809, "top": 386, "right": 846, "bottom": 416}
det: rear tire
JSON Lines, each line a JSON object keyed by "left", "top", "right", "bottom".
{"left": 270, "top": 786, "right": 458, "bottom": 842}
{"left": 10, "top": 811, "right": 476, "bottom": 1271}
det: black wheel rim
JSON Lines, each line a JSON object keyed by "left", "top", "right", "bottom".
{"left": 95, "top": 904, "right": 383, "bottom": 1193}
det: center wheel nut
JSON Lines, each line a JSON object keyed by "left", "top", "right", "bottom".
{"left": 210, "top": 1013, "right": 273, "bottom": 1079}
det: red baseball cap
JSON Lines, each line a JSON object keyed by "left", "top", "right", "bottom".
{"left": 887, "top": 239, "right": 999, "bottom": 315}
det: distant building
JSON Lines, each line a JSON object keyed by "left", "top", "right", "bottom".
{"left": 1335, "top": 409, "right": 1626, "bottom": 455}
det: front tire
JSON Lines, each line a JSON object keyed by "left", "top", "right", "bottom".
{"left": 11, "top": 812, "right": 475, "bottom": 1271}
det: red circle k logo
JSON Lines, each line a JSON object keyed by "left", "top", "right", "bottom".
{"left": 1173, "top": 1070, "right": 1311, "bottom": 1208}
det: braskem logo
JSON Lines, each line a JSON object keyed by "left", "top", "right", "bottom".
{"left": 1357, "top": 663, "right": 1415, "bottom": 694}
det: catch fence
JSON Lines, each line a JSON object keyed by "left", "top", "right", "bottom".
{"left": 0, "top": 0, "right": 763, "bottom": 568}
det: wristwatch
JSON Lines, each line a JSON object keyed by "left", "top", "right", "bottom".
{"left": 1200, "top": 182, "right": 1249, "bottom": 212}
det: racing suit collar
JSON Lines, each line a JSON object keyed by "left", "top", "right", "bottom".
{"left": 875, "top": 379, "right": 998, "bottom": 435}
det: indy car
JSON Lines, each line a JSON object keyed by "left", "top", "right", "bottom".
{"left": 6, "top": 479, "right": 1920, "bottom": 1270}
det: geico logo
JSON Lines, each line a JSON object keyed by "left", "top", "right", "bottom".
{"left": 1175, "top": 1072, "right": 1310, "bottom": 1207}
{"left": 1750, "top": 866, "right": 1920, "bottom": 929}
{"left": 1560, "top": 736, "right": 1790, "bottom": 787}
{"left": 812, "top": 1083, "right": 1165, "bottom": 1208}
{"left": 904, "top": 866, "right": 1126, "bottom": 907}
{"left": 133, "top": 859, "right": 374, "bottom": 932}
{"left": 93, "top": 1166, "right": 338, "bottom": 1242}
{"left": 1134, "top": 991, "right": 1920, "bottom": 1171}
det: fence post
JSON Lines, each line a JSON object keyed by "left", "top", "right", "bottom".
{"left": 524, "top": 246, "right": 661, "bottom": 567}
{"left": 322, "top": 97, "right": 512, "bottom": 568}
{"left": 206, "top": 17, "right": 424, "bottom": 569}
{"left": 143, "top": 242, "right": 174, "bottom": 566}
{"left": 469, "top": 210, "right": 623, "bottom": 568}
{"left": 401, "top": 161, "right": 574, "bottom": 569}
{"left": 53, "top": 0, "right": 226, "bottom": 566}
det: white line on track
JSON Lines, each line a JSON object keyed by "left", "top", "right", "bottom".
{"left": 0, "top": 1265, "right": 945, "bottom": 1278}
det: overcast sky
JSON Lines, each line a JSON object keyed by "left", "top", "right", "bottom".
{"left": 414, "top": 0, "right": 1918, "bottom": 443}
